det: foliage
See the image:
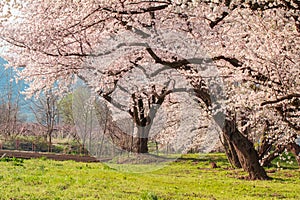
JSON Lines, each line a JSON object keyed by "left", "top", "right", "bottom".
{"left": 58, "top": 93, "right": 74, "bottom": 125}
{"left": 0, "top": 156, "right": 24, "bottom": 166}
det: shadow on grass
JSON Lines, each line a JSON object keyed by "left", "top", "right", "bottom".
{"left": 177, "top": 154, "right": 228, "bottom": 163}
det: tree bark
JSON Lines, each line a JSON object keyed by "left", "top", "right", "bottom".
{"left": 132, "top": 137, "right": 149, "bottom": 153}
{"left": 222, "top": 134, "right": 242, "bottom": 168}
{"left": 48, "top": 130, "right": 53, "bottom": 152}
{"left": 106, "top": 117, "right": 149, "bottom": 154}
{"left": 110, "top": 133, "right": 148, "bottom": 153}
{"left": 222, "top": 119, "right": 270, "bottom": 180}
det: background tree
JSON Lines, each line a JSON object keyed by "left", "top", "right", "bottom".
{"left": 58, "top": 93, "right": 74, "bottom": 126}
{"left": 0, "top": 63, "right": 25, "bottom": 141}
{"left": 30, "top": 90, "right": 59, "bottom": 152}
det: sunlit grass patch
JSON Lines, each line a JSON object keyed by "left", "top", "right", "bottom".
{"left": 0, "top": 153, "right": 299, "bottom": 199}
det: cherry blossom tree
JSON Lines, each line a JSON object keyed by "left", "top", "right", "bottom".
{"left": 0, "top": 0, "right": 299, "bottom": 179}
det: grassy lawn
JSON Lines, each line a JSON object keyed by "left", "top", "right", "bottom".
{"left": 0, "top": 154, "right": 299, "bottom": 200}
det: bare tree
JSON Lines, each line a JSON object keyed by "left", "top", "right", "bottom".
{"left": 30, "top": 90, "right": 59, "bottom": 152}
{"left": 0, "top": 66, "right": 24, "bottom": 141}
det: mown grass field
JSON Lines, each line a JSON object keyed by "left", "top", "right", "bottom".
{"left": 0, "top": 153, "right": 299, "bottom": 200}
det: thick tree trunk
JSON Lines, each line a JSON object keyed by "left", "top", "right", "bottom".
{"left": 222, "top": 119, "right": 270, "bottom": 180}
{"left": 193, "top": 85, "right": 269, "bottom": 179}
{"left": 106, "top": 119, "right": 149, "bottom": 153}
{"left": 108, "top": 132, "right": 149, "bottom": 153}
{"left": 132, "top": 137, "right": 148, "bottom": 153}
{"left": 222, "top": 134, "right": 242, "bottom": 168}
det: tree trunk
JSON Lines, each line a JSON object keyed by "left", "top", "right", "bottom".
{"left": 48, "top": 130, "right": 53, "bottom": 152}
{"left": 110, "top": 134, "right": 148, "bottom": 153}
{"left": 287, "top": 142, "right": 300, "bottom": 167}
{"left": 106, "top": 118, "right": 149, "bottom": 153}
{"left": 260, "top": 145, "right": 284, "bottom": 167}
{"left": 260, "top": 142, "right": 300, "bottom": 168}
{"left": 132, "top": 137, "right": 148, "bottom": 153}
{"left": 258, "top": 136, "right": 272, "bottom": 160}
{"left": 194, "top": 86, "right": 269, "bottom": 179}
{"left": 222, "top": 119, "right": 270, "bottom": 180}
{"left": 222, "top": 134, "right": 242, "bottom": 168}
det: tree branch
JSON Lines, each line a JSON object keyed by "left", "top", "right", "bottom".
{"left": 261, "top": 94, "right": 300, "bottom": 106}
{"left": 102, "top": 4, "right": 169, "bottom": 15}
{"left": 275, "top": 105, "right": 300, "bottom": 131}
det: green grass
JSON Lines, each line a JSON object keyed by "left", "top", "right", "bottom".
{"left": 0, "top": 153, "right": 299, "bottom": 199}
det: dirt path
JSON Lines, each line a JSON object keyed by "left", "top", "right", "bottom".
{"left": 0, "top": 150, "right": 110, "bottom": 162}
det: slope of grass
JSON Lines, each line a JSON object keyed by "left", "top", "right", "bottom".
{"left": 0, "top": 154, "right": 299, "bottom": 200}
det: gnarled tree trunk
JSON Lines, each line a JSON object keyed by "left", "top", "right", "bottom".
{"left": 222, "top": 119, "right": 270, "bottom": 180}
{"left": 222, "top": 134, "right": 242, "bottom": 168}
